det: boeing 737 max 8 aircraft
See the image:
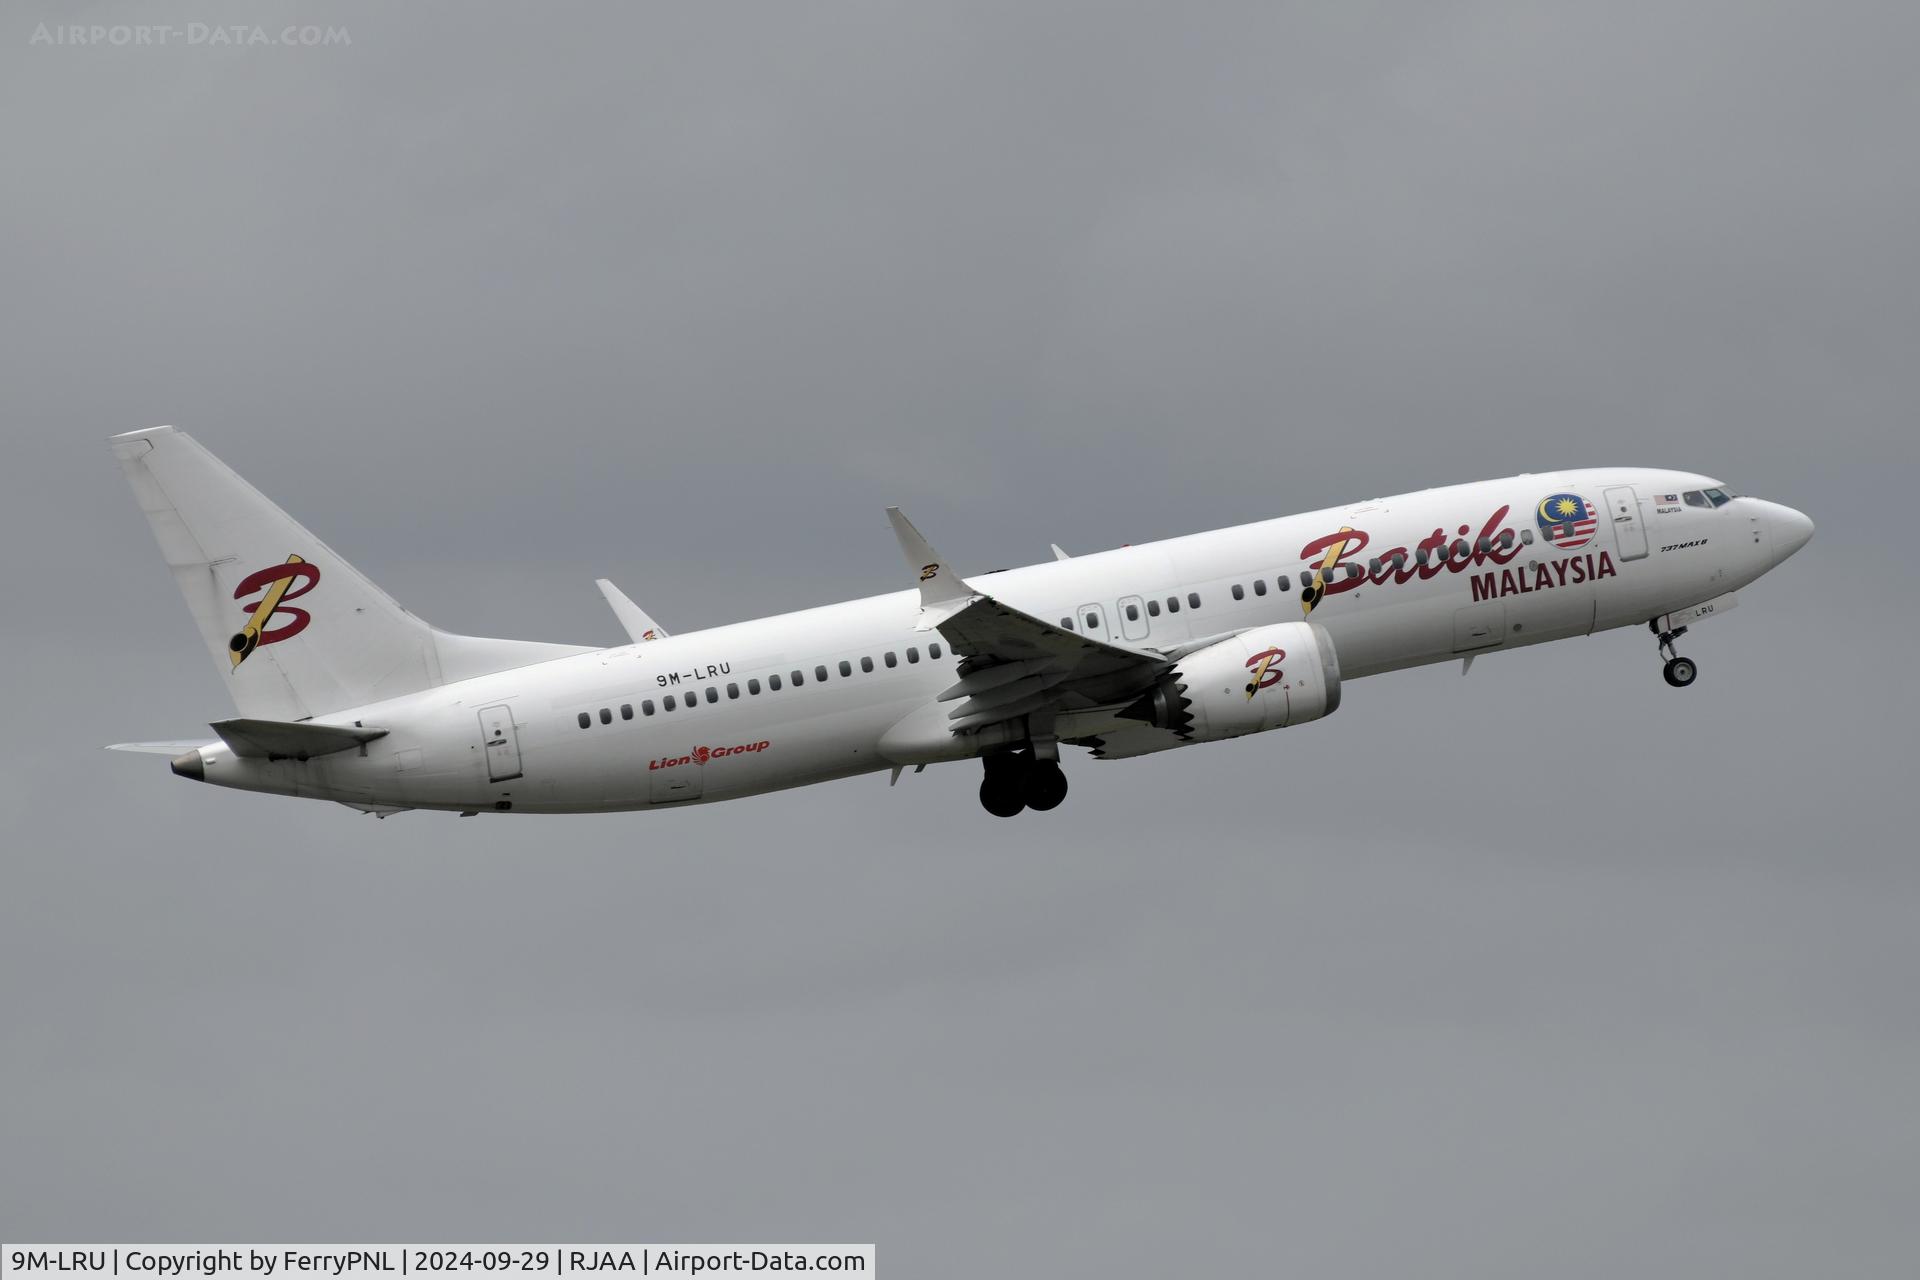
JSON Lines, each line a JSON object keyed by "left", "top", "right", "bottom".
{"left": 108, "top": 427, "right": 1813, "bottom": 817}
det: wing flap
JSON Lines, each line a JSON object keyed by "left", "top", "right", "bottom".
{"left": 932, "top": 596, "right": 1170, "bottom": 733}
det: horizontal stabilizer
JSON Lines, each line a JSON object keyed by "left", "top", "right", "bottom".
{"left": 107, "top": 740, "right": 209, "bottom": 755}
{"left": 210, "top": 718, "right": 388, "bottom": 760}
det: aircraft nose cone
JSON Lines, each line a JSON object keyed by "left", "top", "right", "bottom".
{"left": 1771, "top": 503, "right": 1815, "bottom": 564}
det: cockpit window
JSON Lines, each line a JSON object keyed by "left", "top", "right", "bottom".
{"left": 1684, "top": 486, "right": 1737, "bottom": 508}
{"left": 1683, "top": 490, "right": 1710, "bottom": 508}
{"left": 1704, "top": 487, "right": 1735, "bottom": 506}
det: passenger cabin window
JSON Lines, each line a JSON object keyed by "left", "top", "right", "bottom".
{"left": 1167, "top": 597, "right": 1181, "bottom": 613}
{"left": 1147, "top": 599, "right": 1161, "bottom": 616}
{"left": 577, "top": 712, "right": 590, "bottom": 729}
{"left": 791, "top": 670, "right": 804, "bottom": 686}
{"left": 664, "top": 695, "right": 677, "bottom": 711}
{"left": 1188, "top": 592, "right": 1201, "bottom": 608}
{"left": 1521, "top": 529, "right": 1534, "bottom": 544}
{"left": 860, "top": 656, "right": 874, "bottom": 673}
{"left": 929, "top": 642, "right": 943, "bottom": 659}
{"left": 815, "top": 665, "right": 829, "bottom": 682}
{"left": 643, "top": 699, "right": 656, "bottom": 715}
{"left": 1061, "top": 617, "right": 1074, "bottom": 630}
{"left": 748, "top": 678, "right": 761, "bottom": 695}
{"left": 1277, "top": 575, "right": 1290, "bottom": 592}
{"left": 621, "top": 704, "right": 633, "bottom": 720}
{"left": 1253, "top": 579, "right": 1267, "bottom": 596}
{"left": 907, "top": 647, "right": 920, "bottom": 663}
{"left": 706, "top": 687, "right": 719, "bottom": 703}
{"left": 838, "top": 660, "right": 852, "bottom": 677}
{"left": 884, "top": 652, "right": 897, "bottom": 668}
{"left": 1231, "top": 584, "right": 1244, "bottom": 600}
{"left": 599, "top": 707, "right": 611, "bottom": 724}
{"left": 769, "top": 674, "right": 782, "bottom": 691}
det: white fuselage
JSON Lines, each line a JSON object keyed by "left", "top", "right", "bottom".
{"left": 180, "top": 468, "right": 1809, "bottom": 813}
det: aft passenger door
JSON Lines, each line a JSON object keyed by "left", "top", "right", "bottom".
{"left": 1605, "top": 486, "right": 1649, "bottom": 561}
{"left": 476, "top": 704, "right": 523, "bottom": 783}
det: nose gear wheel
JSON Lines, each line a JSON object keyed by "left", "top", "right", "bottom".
{"left": 1649, "top": 619, "right": 1699, "bottom": 689}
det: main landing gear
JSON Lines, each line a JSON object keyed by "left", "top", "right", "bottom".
{"left": 1650, "top": 619, "right": 1698, "bottom": 688}
{"left": 979, "top": 749, "right": 1069, "bottom": 817}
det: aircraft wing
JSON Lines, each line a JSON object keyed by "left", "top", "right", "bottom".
{"left": 887, "top": 507, "right": 1170, "bottom": 734}
{"left": 931, "top": 596, "right": 1171, "bottom": 732}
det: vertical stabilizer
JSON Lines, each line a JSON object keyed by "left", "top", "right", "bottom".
{"left": 111, "top": 427, "right": 590, "bottom": 719}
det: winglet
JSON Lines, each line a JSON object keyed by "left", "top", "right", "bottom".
{"left": 595, "top": 579, "right": 669, "bottom": 643}
{"left": 886, "top": 507, "right": 974, "bottom": 611}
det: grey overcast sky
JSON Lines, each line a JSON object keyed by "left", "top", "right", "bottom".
{"left": 1, "top": 1, "right": 1915, "bottom": 1275}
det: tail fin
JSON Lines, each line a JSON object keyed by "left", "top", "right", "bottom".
{"left": 111, "top": 426, "right": 591, "bottom": 720}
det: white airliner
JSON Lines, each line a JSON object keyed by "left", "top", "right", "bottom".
{"left": 108, "top": 427, "right": 1813, "bottom": 817}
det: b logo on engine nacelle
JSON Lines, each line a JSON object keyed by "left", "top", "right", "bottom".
{"left": 1243, "top": 647, "right": 1286, "bottom": 698}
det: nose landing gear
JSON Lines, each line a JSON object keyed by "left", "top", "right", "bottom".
{"left": 978, "top": 749, "right": 1071, "bottom": 816}
{"left": 1651, "top": 619, "right": 1698, "bottom": 688}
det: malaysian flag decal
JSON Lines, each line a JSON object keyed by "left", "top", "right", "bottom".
{"left": 1535, "top": 492, "right": 1599, "bottom": 549}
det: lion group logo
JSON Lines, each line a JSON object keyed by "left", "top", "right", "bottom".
{"left": 649, "top": 741, "right": 773, "bottom": 771}
{"left": 1243, "top": 647, "right": 1286, "bottom": 698}
{"left": 228, "top": 553, "right": 320, "bottom": 669}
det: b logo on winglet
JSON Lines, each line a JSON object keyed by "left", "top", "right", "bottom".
{"left": 919, "top": 563, "right": 940, "bottom": 582}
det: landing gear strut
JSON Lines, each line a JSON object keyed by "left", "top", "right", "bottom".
{"left": 978, "top": 750, "right": 1071, "bottom": 816}
{"left": 1650, "top": 619, "right": 1698, "bottom": 688}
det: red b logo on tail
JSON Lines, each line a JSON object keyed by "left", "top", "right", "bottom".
{"left": 229, "top": 554, "right": 320, "bottom": 669}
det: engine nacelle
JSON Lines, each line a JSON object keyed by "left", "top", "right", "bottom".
{"left": 1118, "top": 621, "right": 1341, "bottom": 745}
